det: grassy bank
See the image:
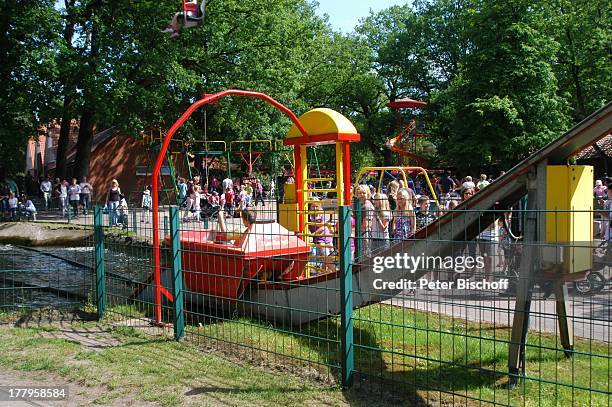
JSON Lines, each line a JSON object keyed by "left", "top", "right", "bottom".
{"left": 0, "top": 321, "right": 355, "bottom": 406}
{"left": 187, "top": 303, "right": 609, "bottom": 407}
{"left": 0, "top": 304, "right": 608, "bottom": 406}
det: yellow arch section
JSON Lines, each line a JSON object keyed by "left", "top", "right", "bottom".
{"left": 287, "top": 108, "right": 357, "bottom": 138}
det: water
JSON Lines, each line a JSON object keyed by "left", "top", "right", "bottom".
{"left": 0, "top": 244, "right": 154, "bottom": 311}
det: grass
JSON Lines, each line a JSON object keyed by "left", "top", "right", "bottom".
{"left": 0, "top": 303, "right": 608, "bottom": 406}
{"left": 186, "top": 303, "right": 610, "bottom": 407}
{"left": 0, "top": 322, "right": 357, "bottom": 406}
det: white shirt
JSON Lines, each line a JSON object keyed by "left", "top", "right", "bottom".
{"left": 25, "top": 200, "right": 36, "bottom": 212}
{"left": 462, "top": 181, "right": 476, "bottom": 190}
{"left": 80, "top": 182, "right": 92, "bottom": 194}
{"left": 8, "top": 197, "right": 17, "bottom": 208}
{"left": 40, "top": 180, "right": 52, "bottom": 193}
{"left": 68, "top": 184, "right": 81, "bottom": 201}
{"left": 222, "top": 178, "right": 233, "bottom": 191}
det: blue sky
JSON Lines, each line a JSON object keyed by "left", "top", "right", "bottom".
{"left": 315, "top": 0, "right": 409, "bottom": 32}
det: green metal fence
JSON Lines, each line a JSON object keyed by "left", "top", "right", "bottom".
{"left": 1, "top": 199, "right": 609, "bottom": 406}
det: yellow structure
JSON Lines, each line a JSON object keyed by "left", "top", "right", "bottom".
{"left": 281, "top": 108, "right": 360, "bottom": 277}
{"left": 545, "top": 165, "right": 593, "bottom": 273}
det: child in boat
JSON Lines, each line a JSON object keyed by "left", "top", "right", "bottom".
{"left": 216, "top": 208, "right": 256, "bottom": 243}
{"left": 308, "top": 199, "right": 332, "bottom": 268}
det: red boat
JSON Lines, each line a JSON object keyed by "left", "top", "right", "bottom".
{"left": 164, "top": 220, "right": 310, "bottom": 301}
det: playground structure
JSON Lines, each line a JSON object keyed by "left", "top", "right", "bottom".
{"left": 229, "top": 140, "right": 272, "bottom": 178}
{"left": 190, "top": 140, "right": 229, "bottom": 181}
{"left": 141, "top": 92, "right": 610, "bottom": 387}
{"left": 140, "top": 129, "right": 187, "bottom": 204}
{"left": 354, "top": 166, "right": 440, "bottom": 208}
{"left": 385, "top": 97, "right": 430, "bottom": 166}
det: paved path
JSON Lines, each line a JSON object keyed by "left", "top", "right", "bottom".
{"left": 385, "top": 287, "right": 610, "bottom": 342}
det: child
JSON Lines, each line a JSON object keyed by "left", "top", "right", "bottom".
{"left": 117, "top": 196, "right": 129, "bottom": 229}
{"left": 162, "top": 0, "right": 205, "bottom": 39}
{"left": 415, "top": 195, "right": 436, "bottom": 230}
{"left": 223, "top": 187, "right": 234, "bottom": 216}
{"left": 392, "top": 188, "right": 416, "bottom": 240}
{"left": 371, "top": 193, "right": 392, "bottom": 251}
{"left": 141, "top": 186, "right": 152, "bottom": 223}
{"left": 67, "top": 178, "right": 81, "bottom": 216}
{"left": 190, "top": 185, "right": 202, "bottom": 221}
{"left": 8, "top": 192, "right": 18, "bottom": 221}
{"left": 308, "top": 199, "right": 332, "bottom": 270}
{"left": 24, "top": 196, "right": 37, "bottom": 221}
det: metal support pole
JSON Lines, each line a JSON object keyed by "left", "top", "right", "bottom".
{"left": 508, "top": 171, "right": 538, "bottom": 386}
{"left": 339, "top": 205, "right": 354, "bottom": 388}
{"left": 169, "top": 206, "right": 185, "bottom": 341}
{"left": 164, "top": 215, "right": 169, "bottom": 237}
{"left": 93, "top": 206, "right": 106, "bottom": 319}
{"left": 554, "top": 280, "right": 574, "bottom": 357}
{"left": 132, "top": 211, "right": 137, "bottom": 234}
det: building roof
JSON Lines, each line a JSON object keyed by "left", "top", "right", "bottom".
{"left": 576, "top": 134, "right": 612, "bottom": 160}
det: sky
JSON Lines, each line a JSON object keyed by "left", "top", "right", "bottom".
{"left": 315, "top": 0, "right": 408, "bottom": 33}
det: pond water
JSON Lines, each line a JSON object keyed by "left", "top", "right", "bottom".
{"left": 0, "top": 244, "right": 154, "bottom": 311}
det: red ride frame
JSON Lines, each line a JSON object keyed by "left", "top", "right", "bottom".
{"left": 151, "top": 90, "right": 308, "bottom": 323}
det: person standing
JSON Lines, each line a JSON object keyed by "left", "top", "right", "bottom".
{"left": 223, "top": 187, "right": 234, "bottom": 216}
{"left": 58, "top": 179, "right": 68, "bottom": 217}
{"left": 105, "top": 179, "right": 122, "bottom": 226}
{"left": 79, "top": 177, "right": 93, "bottom": 215}
{"left": 392, "top": 188, "right": 416, "bottom": 240}
{"left": 254, "top": 179, "right": 265, "bottom": 207}
{"left": 67, "top": 178, "right": 81, "bottom": 216}
{"left": 141, "top": 186, "right": 152, "bottom": 223}
{"left": 39, "top": 176, "right": 52, "bottom": 211}
{"left": 7, "top": 192, "right": 18, "bottom": 220}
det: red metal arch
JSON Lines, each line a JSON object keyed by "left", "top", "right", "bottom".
{"left": 151, "top": 89, "right": 308, "bottom": 323}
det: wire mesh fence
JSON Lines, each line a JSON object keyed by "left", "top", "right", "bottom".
{"left": 0, "top": 199, "right": 609, "bottom": 406}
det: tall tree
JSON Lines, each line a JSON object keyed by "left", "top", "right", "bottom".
{"left": 0, "top": 1, "right": 60, "bottom": 176}
{"left": 552, "top": 0, "right": 611, "bottom": 121}
{"left": 434, "top": 0, "right": 569, "bottom": 171}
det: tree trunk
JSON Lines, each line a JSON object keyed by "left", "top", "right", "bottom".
{"left": 73, "top": 108, "right": 95, "bottom": 180}
{"left": 55, "top": 97, "right": 72, "bottom": 180}
{"left": 55, "top": 0, "right": 77, "bottom": 180}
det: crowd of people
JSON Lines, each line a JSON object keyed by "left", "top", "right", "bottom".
{"left": 176, "top": 175, "right": 273, "bottom": 222}
{"left": 0, "top": 175, "right": 94, "bottom": 221}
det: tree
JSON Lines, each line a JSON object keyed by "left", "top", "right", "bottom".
{"left": 434, "top": 0, "right": 569, "bottom": 171}
{"left": 0, "top": 1, "right": 61, "bottom": 176}
{"left": 552, "top": 0, "right": 611, "bottom": 121}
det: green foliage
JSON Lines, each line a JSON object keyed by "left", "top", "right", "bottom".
{"left": 1, "top": 0, "right": 609, "bottom": 177}
{"left": 0, "top": 0, "right": 62, "bottom": 175}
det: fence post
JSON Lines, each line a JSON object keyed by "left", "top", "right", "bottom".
{"left": 339, "top": 205, "right": 354, "bottom": 388}
{"left": 93, "top": 206, "right": 106, "bottom": 319}
{"left": 353, "top": 198, "right": 362, "bottom": 259}
{"left": 132, "top": 210, "right": 137, "bottom": 234}
{"left": 169, "top": 206, "right": 185, "bottom": 341}
{"left": 163, "top": 215, "right": 169, "bottom": 237}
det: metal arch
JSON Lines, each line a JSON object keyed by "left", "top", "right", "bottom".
{"left": 150, "top": 89, "right": 308, "bottom": 323}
